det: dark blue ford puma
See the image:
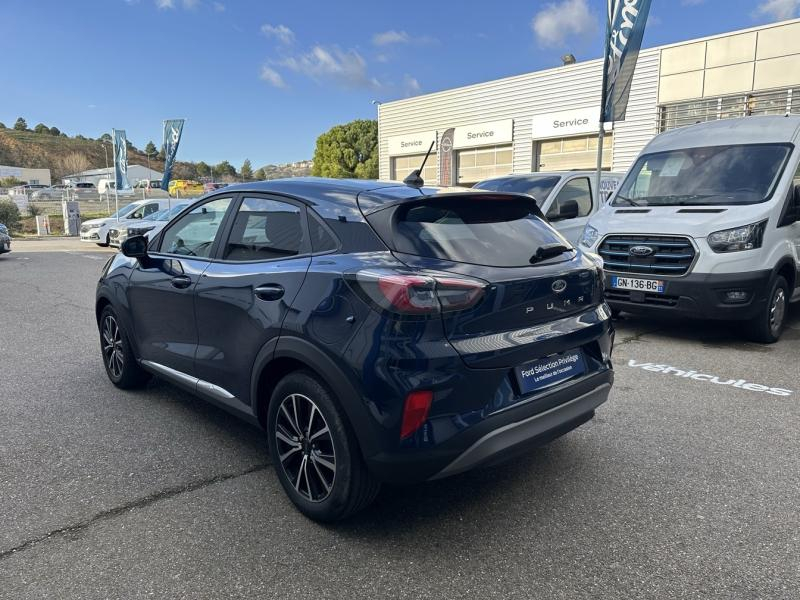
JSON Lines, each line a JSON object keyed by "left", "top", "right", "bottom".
{"left": 96, "top": 177, "right": 614, "bottom": 521}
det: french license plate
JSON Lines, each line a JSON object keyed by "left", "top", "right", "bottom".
{"left": 611, "top": 276, "right": 664, "bottom": 293}
{"left": 515, "top": 349, "right": 586, "bottom": 395}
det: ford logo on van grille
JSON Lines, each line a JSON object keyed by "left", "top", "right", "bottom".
{"left": 551, "top": 279, "right": 567, "bottom": 293}
{"left": 629, "top": 245, "right": 654, "bottom": 257}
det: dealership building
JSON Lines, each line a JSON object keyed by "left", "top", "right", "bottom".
{"left": 378, "top": 18, "right": 800, "bottom": 186}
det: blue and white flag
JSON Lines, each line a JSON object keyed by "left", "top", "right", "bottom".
{"left": 112, "top": 129, "right": 131, "bottom": 191}
{"left": 602, "top": 0, "right": 652, "bottom": 123}
{"left": 161, "top": 119, "right": 185, "bottom": 190}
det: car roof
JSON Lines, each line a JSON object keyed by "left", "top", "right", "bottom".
{"left": 645, "top": 115, "right": 800, "bottom": 154}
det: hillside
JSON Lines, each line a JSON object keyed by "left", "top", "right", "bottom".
{"left": 0, "top": 128, "right": 312, "bottom": 182}
{"left": 0, "top": 129, "right": 163, "bottom": 179}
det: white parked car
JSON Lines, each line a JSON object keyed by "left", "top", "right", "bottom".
{"left": 80, "top": 199, "right": 172, "bottom": 246}
{"left": 580, "top": 115, "right": 800, "bottom": 343}
{"left": 474, "top": 171, "right": 624, "bottom": 245}
{"left": 97, "top": 178, "right": 135, "bottom": 197}
{"left": 30, "top": 184, "right": 70, "bottom": 200}
{"left": 109, "top": 202, "right": 188, "bottom": 248}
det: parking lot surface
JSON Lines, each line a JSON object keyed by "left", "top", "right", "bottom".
{"left": 1, "top": 246, "right": 798, "bottom": 599}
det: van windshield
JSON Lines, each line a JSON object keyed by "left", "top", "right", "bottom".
{"left": 474, "top": 175, "right": 561, "bottom": 203}
{"left": 614, "top": 144, "right": 792, "bottom": 207}
{"left": 109, "top": 204, "right": 140, "bottom": 219}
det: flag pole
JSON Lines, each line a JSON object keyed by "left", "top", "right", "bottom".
{"left": 595, "top": 1, "right": 614, "bottom": 203}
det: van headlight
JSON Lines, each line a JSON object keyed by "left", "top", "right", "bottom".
{"left": 707, "top": 221, "right": 767, "bottom": 253}
{"left": 579, "top": 225, "right": 599, "bottom": 248}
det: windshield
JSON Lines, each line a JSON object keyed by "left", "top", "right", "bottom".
{"left": 160, "top": 203, "right": 188, "bottom": 220}
{"left": 145, "top": 209, "right": 169, "bottom": 221}
{"left": 614, "top": 144, "right": 792, "bottom": 207}
{"left": 474, "top": 175, "right": 561, "bottom": 204}
{"left": 108, "top": 204, "right": 140, "bottom": 219}
{"left": 386, "top": 196, "right": 571, "bottom": 268}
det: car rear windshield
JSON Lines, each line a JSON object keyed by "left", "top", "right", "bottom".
{"left": 388, "top": 195, "right": 570, "bottom": 267}
{"left": 474, "top": 175, "right": 561, "bottom": 204}
{"left": 614, "top": 143, "right": 792, "bottom": 207}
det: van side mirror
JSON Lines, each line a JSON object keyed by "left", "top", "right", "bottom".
{"left": 555, "top": 199, "right": 580, "bottom": 221}
{"left": 121, "top": 235, "right": 148, "bottom": 258}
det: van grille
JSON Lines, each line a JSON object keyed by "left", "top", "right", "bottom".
{"left": 598, "top": 235, "right": 695, "bottom": 276}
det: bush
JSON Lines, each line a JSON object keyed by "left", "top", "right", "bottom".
{"left": 27, "top": 204, "right": 40, "bottom": 217}
{"left": 0, "top": 200, "right": 21, "bottom": 231}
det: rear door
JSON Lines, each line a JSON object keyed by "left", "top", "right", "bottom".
{"left": 128, "top": 195, "right": 235, "bottom": 375}
{"left": 364, "top": 194, "right": 603, "bottom": 369}
{"left": 193, "top": 195, "right": 312, "bottom": 403}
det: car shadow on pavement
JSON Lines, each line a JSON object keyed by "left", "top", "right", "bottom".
{"left": 613, "top": 302, "right": 800, "bottom": 350}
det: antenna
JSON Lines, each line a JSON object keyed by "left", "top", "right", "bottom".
{"left": 403, "top": 141, "right": 435, "bottom": 188}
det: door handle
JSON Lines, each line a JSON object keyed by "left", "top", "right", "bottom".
{"left": 254, "top": 284, "right": 285, "bottom": 301}
{"left": 171, "top": 275, "right": 192, "bottom": 289}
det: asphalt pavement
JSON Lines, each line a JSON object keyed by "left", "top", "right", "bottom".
{"left": 0, "top": 243, "right": 798, "bottom": 599}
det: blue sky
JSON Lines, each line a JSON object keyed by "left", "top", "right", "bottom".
{"left": 2, "top": 0, "right": 798, "bottom": 168}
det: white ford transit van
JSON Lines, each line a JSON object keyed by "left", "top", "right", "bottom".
{"left": 580, "top": 116, "right": 800, "bottom": 343}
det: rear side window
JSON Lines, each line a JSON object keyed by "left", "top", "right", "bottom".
{"left": 388, "top": 196, "right": 568, "bottom": 267}
{"left": 223, "top": 197, "right": 306, "bottom": 261}
{"left": 308, "top": 212, "right": 339, "bottom": 253}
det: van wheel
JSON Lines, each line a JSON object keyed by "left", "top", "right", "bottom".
{"left": 747, "top": 275, "right": 788, "bottom": 344}
{"left": 267, "top": 371, "right": 380, "bottom": 522}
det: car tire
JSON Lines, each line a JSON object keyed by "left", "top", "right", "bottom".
{"left": 96, "top": 235, "right": 109, "bottom": 247}
{"left": 267, "top": 370, "right": 380, "bottom": 522}
{"left": 99, "top": 305, "right": 150, "bottom": 388}
{"left": 747, "top": 275, "right": 788, "bottom": 344}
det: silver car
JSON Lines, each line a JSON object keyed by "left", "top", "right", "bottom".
{"left": 110, "top": 202, "right": 188, "bottom": 248}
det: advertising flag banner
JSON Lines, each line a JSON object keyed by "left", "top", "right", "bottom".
{"left": 602, "top": 0, "right": 652, "bottom": 123}
{"left": 112, "top": 129, "right": 131, "bottom": 190}
{"left": 161, "top": 119, "right": 185, "bottom": 190}
{"left": 437, "top": 128, "right": 455, "bottom": 187}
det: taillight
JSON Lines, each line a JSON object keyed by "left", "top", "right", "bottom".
{"left": 349, "top": 269, "right": 486, "bottom": 316}
{"left": 400, "top": 390, "right": 433, "bottom": 439}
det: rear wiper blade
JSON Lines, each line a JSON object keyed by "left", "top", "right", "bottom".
{"left": 530, "top": 243, "right": 571, "bottom": 264}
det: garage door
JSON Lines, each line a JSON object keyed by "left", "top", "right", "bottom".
{"left": 536, "top": 134, "right": 612, "bottom": 171}
{"left": 456, "top": 144, "right": 513, "bottom": 186}
{"left": 391, "top": 153, "right": 438, "bottom": 183}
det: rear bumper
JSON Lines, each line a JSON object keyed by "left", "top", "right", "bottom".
{"left": 364, "top": 368, "right": 613, "bottom": 484}
{"left": 604, "top": 269, "right": 771, "bottom": 320}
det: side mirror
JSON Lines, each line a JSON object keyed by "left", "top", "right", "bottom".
{"left": 121, "top": 235, "right": 148, "bottom": 258}
{"left": 557, "top": 199, "right": 580, "bottom": 221}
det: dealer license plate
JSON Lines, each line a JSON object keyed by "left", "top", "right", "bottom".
{"left": 515, "top": 349, "right": 586, "bottom": 395}
{"left": 611, "top": 276, "right": 664, "bottom": 293}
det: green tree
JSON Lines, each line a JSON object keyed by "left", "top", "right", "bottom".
{"left": 214, "top": 160, "right": 237, "bottom": 179}
{"left": 49, "top": 126, "right": 60, "bottom": 136}
{"left": 144, "top": 141, "right": 158, "bottom": 156}
{"left": 33, "top": 123, "right": 48, "bottom": 134}
{"left": 100, "top": 133, "right": 112, "bottom": 142}
{"left": 253, "top": 167, "right": 266, "bottom": 180}
{"left": 0, "top": 176, "right": 26, "bottom": 187}
{"left": 0, "top": 122, "right": 6, "bottom": 129}
{"left": 240, "top": 159, "right": 253, "bottom": 180}
{"left": 311, "top": 119, "right": 378, "bottom": 179}
{"left": 0, "top": 199, "right": 21, "bottom": 232}
{"left": 195, "top": 161, "right": 210, "bottom": 178}
{"left": 13, "top": 117, "right": 27, "bottom": 131}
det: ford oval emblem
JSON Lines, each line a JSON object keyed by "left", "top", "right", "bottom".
{"left": 629, "top": 245, "right": 654, "bottom": 257}
{"left": 551, "top": 279, "right": 567, "bottom": 294}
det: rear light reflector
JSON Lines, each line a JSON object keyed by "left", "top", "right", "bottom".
{"left": 400, "top": 390, "right": 433, "bottom": 440}
{"left": 349, "top": 269, "right": 487, "bottom": 316}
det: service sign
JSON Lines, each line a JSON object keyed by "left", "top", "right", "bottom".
{"left": 387, "top": 130, "right": 437, "bottom": 156}
{"left": 531, "top": 108, "right": 611, "bottom": 139}
{"left": 453, "top": 119, "right": 513, "bottom": 149}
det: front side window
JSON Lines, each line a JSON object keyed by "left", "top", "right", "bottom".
{"left": 159, "top": 197, "right": 232, "bottom": 258}
{"left": 547, "top": 178, "right": 592, "bottom": 220}
{"left": 223, "top": 197, "right": 305, "bottom": 261}
{"left": 474, "top": 175, "right": 561, "bottom": 204}
{"left": 614, "top": 144, "right": 792, "bottom": 207}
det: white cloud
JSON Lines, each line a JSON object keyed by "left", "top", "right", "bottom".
{"left": 155, "top": 0, "right": 174, "bottom": 8}
{"left": 182, "top": 0, "right": 198, "bottom": 7}
{"left": 212, "top": 1, "right": 225, "bottom": 11}
{"left": 278, "top": 46, "right": 379, "bottom": 89}
{"left": 531, "top": 0, "right": 597, "bottom": 47}
{"left": 756, "top": 0, "right": 800, "bottom": 19}
{"left": 261, "top": 24, "right": 295, "bottom": 45}
{"left": 403, "top": 74, "right": 421, "bottom": 96}
{"left": 373, "top": 30, "right": 409, "bottom": 46}
{"left": 260, "top": 66, "right": 286, "bottom": 88}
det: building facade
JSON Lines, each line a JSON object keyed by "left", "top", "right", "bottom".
{"left": 0, "top": 165, "right": 51, "bottom": 185}
{"left": 62, "top": 165, "right": 163, "bottom": 186}
{"left": 378, "top": 19, "right": 800, "bottom": 186}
